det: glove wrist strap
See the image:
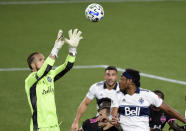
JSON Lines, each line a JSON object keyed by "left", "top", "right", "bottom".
{"left": 51, "top": 47, "right": 59, "bottom": 57}
{"left": 69, "top": 47, "right": 77, "bottom": 56}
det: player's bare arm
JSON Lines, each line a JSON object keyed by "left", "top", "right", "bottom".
{"left": 71, "top": 97, "right": 92, "bottom": 131}
{"left": 169, "top": 120, "right": 185, "bottom": 131}
{"left": 160, "top": 101, "right": 186, "bottom": 124}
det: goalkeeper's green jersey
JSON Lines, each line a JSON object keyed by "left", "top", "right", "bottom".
{"left": 25, "top": 54, "right": 75, "bottom": 131}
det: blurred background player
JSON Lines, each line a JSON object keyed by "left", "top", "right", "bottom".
{"left": 25, "top": 29, "right": 83, "bottom": 131}
{"left": 71, "top": 66, "right": 119, "bottom": 131}
{"left": 79, "top": 98, "right": 119, "bottom": 131}
{"left": 150, "top": 90, "right": 185, "bottom": 131}
{"left": 111, "top": 68, "right": 186, "bottom": 131}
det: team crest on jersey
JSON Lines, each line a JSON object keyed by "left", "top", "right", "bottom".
{"left": 160, "top": 114, "right": 166, "bottom": 123}
{"left": 47, "top": 76, "right": 52, "bottom": 82}
{"left": 138, "top": 97, "right": 144, "bottom": 104}
{"left": 122, "top": 98, "right": 126, "bottom": 102}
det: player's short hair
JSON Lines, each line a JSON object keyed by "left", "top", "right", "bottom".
{"left": 98, "top": 98, "right": 111, "bottom": 114}
{"left": 153, "top": 90, "right": 164, "bottom": 100}
{"left": 122, "top": 68, "right": 140, "bottom": 87}
{"left": 27, "top": 52, "right": 40, "bottom": 70}
{"left": 105, "top": 66, "right": 117, "bottom": 72}
{"left": 97, "top": 98, "right": 111, "bottom": 107}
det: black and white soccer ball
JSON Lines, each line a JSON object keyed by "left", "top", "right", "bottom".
{"left": 85, "top": 3, "right": 104, "bottom": 22}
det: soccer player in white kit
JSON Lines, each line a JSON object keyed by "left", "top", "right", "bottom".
{"left": 111, "top": 68, "right": 186, "bottom": 131}
{"left": 71, "top": 66, "right": 119, "bottom": 131}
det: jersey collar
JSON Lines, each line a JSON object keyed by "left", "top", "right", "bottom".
{"left": 103, "top": 82, "right": 117, "bottom": 90}
{"left": 122, "top": 87, "right": 140, "bottom": 95}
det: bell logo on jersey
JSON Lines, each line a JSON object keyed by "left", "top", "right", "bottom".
{"left": 119, "top": 106, "right": 150, "bottom": 117}
{"left": 125, "top": 106, "right": 141, "bottom": 116}
{"left": 42, "top": 86, "right": 54, "bottom": 95}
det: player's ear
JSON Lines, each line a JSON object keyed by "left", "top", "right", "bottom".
{"left": 104, "top": 73, "right": 107, "bottom": 79}
{"left": 31, "top": 63, "right": 36, "bottom": 71}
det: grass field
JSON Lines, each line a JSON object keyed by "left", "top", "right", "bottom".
{"left": 0, "top": 0, "right": 186, "bottom": 130}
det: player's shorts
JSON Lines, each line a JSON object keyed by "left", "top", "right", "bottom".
{"left": 30, "top": 119, "right": 60, "bottom": 131}
{"left": 30, "top": 125, "right": 60, "bottom": 131}
{"left": 38, "top": 125, "right": 60, "bottom": 131}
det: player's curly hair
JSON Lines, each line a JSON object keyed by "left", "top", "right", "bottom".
{"left": 27, "top": 52, "right": 40, "bottom": 70}
{"left": 125, "top": 68, "right": 140, "bottom": 87}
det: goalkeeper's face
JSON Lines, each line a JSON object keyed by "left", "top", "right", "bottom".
{"left": 104, "top": 70, "right": 118, "bottom": 87}
{"left": 32, "top": 53, "right": 45, "bottom": 71}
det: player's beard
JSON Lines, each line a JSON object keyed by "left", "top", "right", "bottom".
{"left": 123, "top": 87, "right": 129, "bottom": 92}
{"left": 106, "top": 81, "right": 116, "bottom": 88}
{"left": 119, "top": 82, "right": 128, "bottom": 92}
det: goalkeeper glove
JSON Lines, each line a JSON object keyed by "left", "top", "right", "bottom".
{"left": 51, "top": 29, "right": 64, "bottom": 57}
{"left": 65, "top": 29, "right": 83, "bottom": 56}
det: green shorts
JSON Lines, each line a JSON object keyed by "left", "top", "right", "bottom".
{"left": 30, "top": 125, "right": 60, "bottom": 131}
{"left": 30, "top": 119, "right": 60, "bottom": 131}
{"left": 38, "top": 126, "right": 60, "bottom": 131}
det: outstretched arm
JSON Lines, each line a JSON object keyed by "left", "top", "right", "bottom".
{"left": 160, "top": 101, "right": 186, "bottom": 124}
{"left": 71, "top": 97, "right": 92, "bottom": 131}
{"left": 53, "top": 54, "right": 75, "bottom": 81}
{"left": 26, "top": 30, "right": 64, "bottom": 85}
{"left": 53, "top": 29, "right": 83, "bottom": 82}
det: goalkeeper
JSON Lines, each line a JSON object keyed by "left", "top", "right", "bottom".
{"left": 25, "top": 29, "right": 83, "bottom": 131}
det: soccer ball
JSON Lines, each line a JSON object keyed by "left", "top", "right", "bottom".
{"left": 85, "top": 3, "right": 104, "bottom": 22}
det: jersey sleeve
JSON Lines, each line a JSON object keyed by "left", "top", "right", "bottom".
{"left": 25, "top": 57, "right": 55, "bottom": 87}
{"left": 146, "top": 91, "right": 163, "bottom": 107}
{"left": 53, "top": 54, "right": 75, "bottom": 81}
{"left": 86, "top": 84, "right": 96, "bottom": 100}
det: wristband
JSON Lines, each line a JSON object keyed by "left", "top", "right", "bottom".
{"left": 51, "top": 47, "right": 59, "bottom": 57}
{"left": 69, "top": 47, "right": 77, "bottom": 56}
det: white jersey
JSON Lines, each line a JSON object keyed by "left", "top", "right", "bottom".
{"left": 112, "top": 88, "right": 163, "bottom": 131}
{"left": 86, "top": 81, "right": 119, "bottom": 110}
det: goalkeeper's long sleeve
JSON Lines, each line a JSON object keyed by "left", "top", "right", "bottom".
{"left": 53, "top": 54, "right": 76, "bottom": 82}
{"left": 25, "top": 57, "right": 55, "bottom": 87}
